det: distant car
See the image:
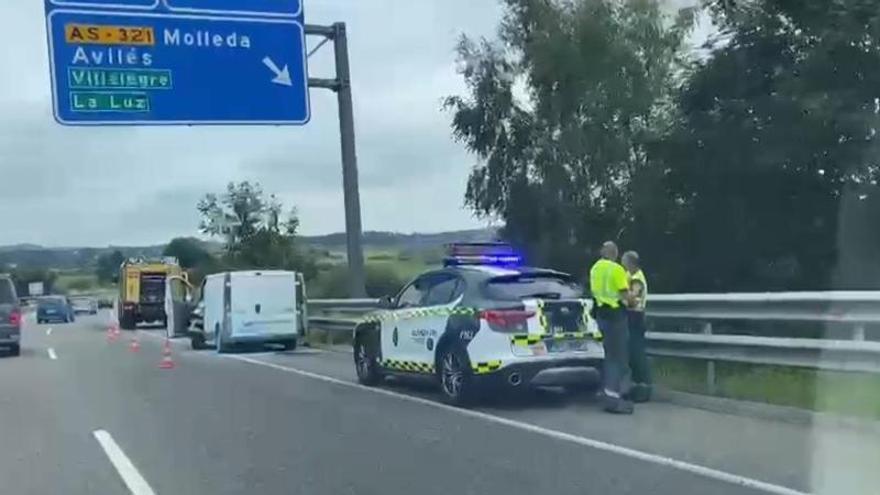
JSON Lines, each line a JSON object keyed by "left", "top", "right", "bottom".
{"left": 97, "top": 298, "right": 114, "bottom": 309}
{"left": 37, "top": 296, "right": 76, "bottom": 324}
{"left": 71, "top": 297, "right": 98, "bottom": 315}
{"left": 0, "top": 275, "right": 22, "bottom": 356}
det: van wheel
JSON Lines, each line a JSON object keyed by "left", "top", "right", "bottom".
{"left": 215, "top": 329, "right": 229, "bottom": 354}
{"left": 354, "top": 334, "right": 382, "bottom": 386}
{"left": 191, "top": 334, "right": 208, "bottom": 350}
{"left": 282, "top": 340, "right": 297, "bottom": 352}
{"left": 9, "top": 344, "right": 20, "bottom": 357}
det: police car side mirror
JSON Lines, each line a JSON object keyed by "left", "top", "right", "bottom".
{"left": 378, "top": 295, "right": 395, "bottom": 309}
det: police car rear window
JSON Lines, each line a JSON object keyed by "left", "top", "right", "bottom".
{"left": 484, "top": 275, "right": 582, "bottom": 300}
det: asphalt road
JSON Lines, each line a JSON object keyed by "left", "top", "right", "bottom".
{"left": 1, "top": 312, "right": 877, "bottom": 495}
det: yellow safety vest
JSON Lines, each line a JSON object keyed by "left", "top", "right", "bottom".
{"left": 629, "top": 269, "right": 648, "bottom": 312}
{"left": 589, "top": 259, "right": 629, "bottom": 309}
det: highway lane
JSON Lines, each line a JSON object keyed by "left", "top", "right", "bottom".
{"left": 0, "top": 312, "right": 873, "bottom": 494}
{"left": 235, "top": 342, "right": 880, "bottom": 495}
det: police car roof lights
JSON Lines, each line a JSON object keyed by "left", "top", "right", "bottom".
{"left": 443, "top": 242, "right": 523, "bottom": 267}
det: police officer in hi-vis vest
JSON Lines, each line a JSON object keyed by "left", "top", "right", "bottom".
{"left": 622, "top": 251, "right": 651, "bottom": 403}
{"left": 589, "top": 241, "right": 635, "bottom": 414}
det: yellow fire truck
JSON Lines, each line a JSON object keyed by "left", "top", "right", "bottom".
{"left": 117, "top": 257, "right": 186, "bottom": 329}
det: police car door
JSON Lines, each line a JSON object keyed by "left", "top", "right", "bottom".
{"left": 396, "top": 273, "right": 461, "bottom": 369}
{"left": 381, "top": 278, "right": 430, "bottom": 365}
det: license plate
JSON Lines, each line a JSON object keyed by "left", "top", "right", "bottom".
{"left": 529, "top": 342, "right": 548, "bottom": 356}
{"left": 548, "top": 339, "right": 587, "bottom": 353}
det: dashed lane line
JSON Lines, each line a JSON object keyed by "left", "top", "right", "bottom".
{"left": 93, "top": 430, "right": 157, "bottom": 495}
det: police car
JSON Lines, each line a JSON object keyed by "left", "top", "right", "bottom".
{"left": 352, "top": 243, "right": 604, "bottom": 405}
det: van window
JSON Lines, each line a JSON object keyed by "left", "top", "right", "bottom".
{"left": 0, "top": 279, "right": 16, "bottom": 304}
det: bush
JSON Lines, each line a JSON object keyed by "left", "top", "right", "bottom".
{"left": 310, "top": 263, "right": 406, "bottom": 299}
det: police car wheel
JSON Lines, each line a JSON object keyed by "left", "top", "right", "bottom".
{"left": 354, "top": 335, "right": 382, "bottom": 386}
{"left": 438, "top": 346, "right": 474, "bottom": 406}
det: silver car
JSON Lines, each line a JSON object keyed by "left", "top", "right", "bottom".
{"left": 71, "top": 297, "right": 98, "bottom": 315}
{"left": 0, "top": 275, "right": 21, "bottom": 357}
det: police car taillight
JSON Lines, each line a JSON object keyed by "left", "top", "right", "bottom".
{"left": 480, "top": 309, "right": 534, "bottom": 333}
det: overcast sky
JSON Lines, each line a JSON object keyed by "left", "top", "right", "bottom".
{"left": 0, "top": 1, "right": 504, "bottom": 247}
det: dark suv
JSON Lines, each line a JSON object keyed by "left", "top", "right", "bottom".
{"left": 0, "top": 275, "right": 21, "bottom": 357}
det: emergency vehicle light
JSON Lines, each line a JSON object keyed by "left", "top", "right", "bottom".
{"left": 443, "top": 242, "right": 523, "bottom": 267}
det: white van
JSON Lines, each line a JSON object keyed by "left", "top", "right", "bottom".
{"left": 188, "top": 270, "right": 307, "bottom": 352}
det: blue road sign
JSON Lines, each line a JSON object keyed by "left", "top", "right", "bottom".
{"left": 49, "top": 0, "right": 159, "bottom": 9}
{"left": 45, "top": 8, "right": 310, "bottom": 125}
{"left": 165, "top": 0, "right": 303, "bottom": 18}
{"left": 47, "top": 0, "right": 302, "bottom": 17}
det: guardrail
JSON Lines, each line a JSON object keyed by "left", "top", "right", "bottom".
{"left": 306, "top": 292, "right": 880, "bottom": 390}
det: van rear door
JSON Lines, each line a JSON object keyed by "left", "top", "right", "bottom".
{"left": 229, "top": 272, "right": 297, "bottom": 338}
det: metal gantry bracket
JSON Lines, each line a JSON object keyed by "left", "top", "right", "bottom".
{"left": 305, "top": 24, "right": 342, "bottom": 92}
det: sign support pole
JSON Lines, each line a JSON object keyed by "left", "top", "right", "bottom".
{"left": 306, "top": 22, "right": 366, "bottom": 298}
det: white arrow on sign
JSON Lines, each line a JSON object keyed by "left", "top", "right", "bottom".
{"left": 262, "top": 56, "right": 293, "bottom": 86}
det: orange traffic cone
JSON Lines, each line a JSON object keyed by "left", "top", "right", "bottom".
{"left": 129, "top": 336, "right": 141, "bottom": 353}
{"left": 107, "top": 326, "right": 118, "bottom": 342}
{"left": 158, "top": 339, "right": 175, "bottom": 369}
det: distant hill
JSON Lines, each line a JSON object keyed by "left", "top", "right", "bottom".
{"left": 0, "top": 228, "right": 498, "bottom": 270}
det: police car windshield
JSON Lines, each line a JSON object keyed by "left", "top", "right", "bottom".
{"left": 484, "top": 274, "right": 582, "bottom": 301}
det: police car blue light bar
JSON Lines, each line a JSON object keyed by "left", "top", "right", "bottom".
{"left": 444, "top": 242, "right": 523, "bottom": 267}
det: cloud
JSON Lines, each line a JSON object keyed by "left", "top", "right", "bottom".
{"left": 0, "top": 0, "right": 502, "bottom": 246}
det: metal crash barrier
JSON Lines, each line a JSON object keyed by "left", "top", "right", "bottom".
{"left": 306, "top": 292, "right": 880, "bottom": 392}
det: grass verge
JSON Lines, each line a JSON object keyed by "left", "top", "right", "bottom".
{"left": 652, "top": 357, "right": 880, "bottom": 421}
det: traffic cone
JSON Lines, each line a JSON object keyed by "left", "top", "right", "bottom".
{"left": 106, "top": 325, "right": 117, "bottom": 342}
{"left": 129, "top": 336, "right": 141, "bottom": 353}
{"left": 158, "top": 338, "right": 175, "bottom": 369}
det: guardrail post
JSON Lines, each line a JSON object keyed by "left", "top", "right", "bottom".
{"left": 702, "top": 322, "right": 716, "bottom": 395}
{"left": 853, "top": 324, "right": 866, "bottom": 341}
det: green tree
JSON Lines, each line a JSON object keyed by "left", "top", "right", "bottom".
{"left": 95, "top": 250, "right": 125, "bottom": 284}
{"left": 655, "top": 0, "right": 880, "bottom": 291}
{"left": 163, "top": 237, "right": 213, "bottom": 269}
{"left": 197, "top": 182, "right": 315, "bottom": 275}
{"left": 446, "top": 0, "right": 694, "bottom": 277}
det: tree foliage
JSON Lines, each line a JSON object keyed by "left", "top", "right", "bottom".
{"left": 197, "top": 181, "right": 315, "bottom": 276}
{"left": 163, "top": 237, "right": 213, "bottom": 270}
{"left": 95, "top": 250, "right": 125, "bottom": 284}
{"left": 450, "top": 0, "right": 880, "bottom": 291}
{"left": 446, "top": 0, "right": 694, "bottom": 278}
{"left": 655, "top": 0, "right": 880, "bottom": 290}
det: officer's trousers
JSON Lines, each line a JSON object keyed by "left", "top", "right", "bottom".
{"left": 627, "top": 310, "right": 652, "bottom": 387}
{"left": 596, "top": 306, "right": 631, "bottom": 399}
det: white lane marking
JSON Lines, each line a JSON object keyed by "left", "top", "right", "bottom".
{"left": 47, "top": 348, "right": 57, "bottom": 360}
{"left": 92, "top": 430, "right": 157, "bottom": 495}
{"left": 228, "top": 354, "right": 808, "bottom": 495}
{"left": 46, "top": 327, "right": 53, "bottom": 336}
